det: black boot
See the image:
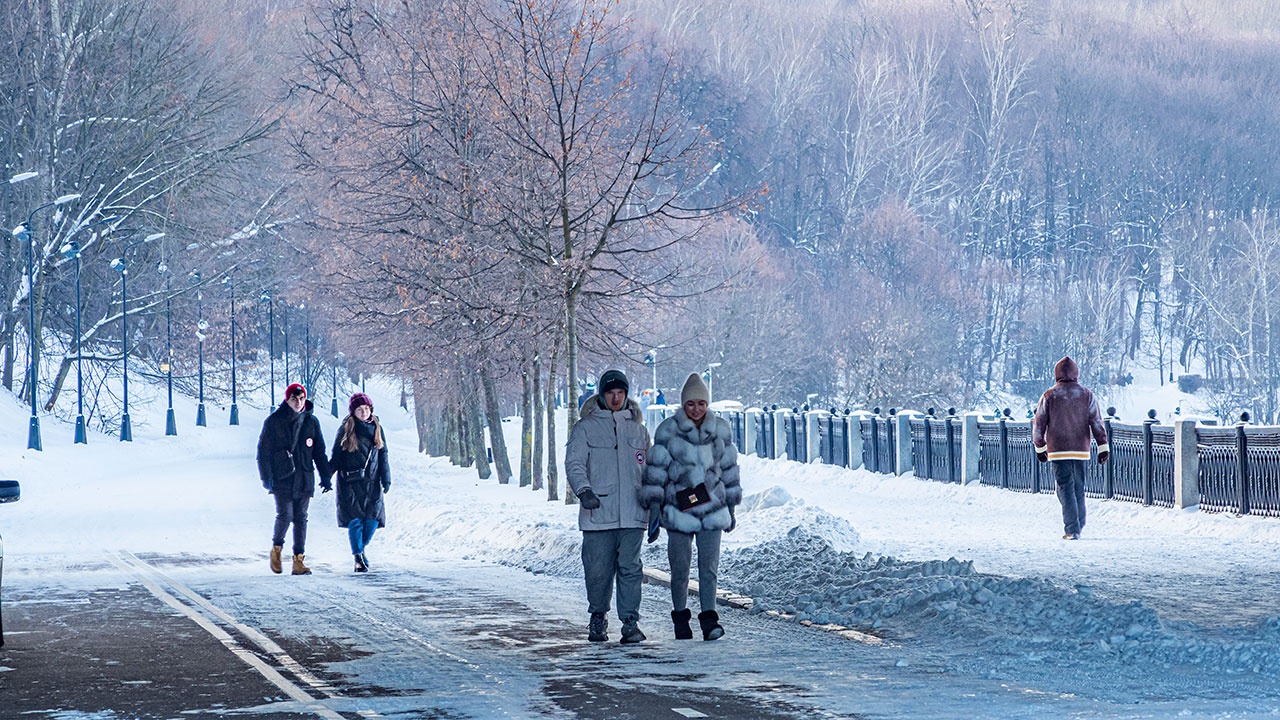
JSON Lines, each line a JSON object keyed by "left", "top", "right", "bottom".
{"left": 698, "top": 610, "right": 724, "bottom": 641}
{"left": 671, "top": 608, "right": 693, "bottom": 640}
{"left": 588, "top": 612, "right": 608, "bottom": 642}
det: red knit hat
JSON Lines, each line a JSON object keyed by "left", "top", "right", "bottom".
{"left": 285, "top": 382, "right": 307, "bottom": 399}
{"left": 349, "top": 392, "right": 373, "bottom": 416}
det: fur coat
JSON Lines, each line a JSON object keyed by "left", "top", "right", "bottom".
{"left": 641, "top": 408, "right": 742, "bottom": 533}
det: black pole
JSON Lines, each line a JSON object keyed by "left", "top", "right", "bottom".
{"left": 945, "top": 410, "right": 956, "bottom": 484}
{"left": 999, "top": 409, "right": 1010, "bottom": 489}
{"left": 1142, "top": 410, "right": 1156, "bottom": 506}
{"left": 1104, "top": 409, "right": 1116, "bottom": 499}
{"left": 25, "top": 224, "right": 41, "bottom": 450}
{"left": 196, "top": 288, "right": 206, "bottom": 427}
{"left": 73, "top": 250, "right": 86, "bottom": 444}
{"left": 120, "top": 266, "right": 131, "bottom": 442}
{"left": 1237, "top": 413, "right": 1251, "bottom": 515}
{"left": 165, "top": 276, "right": 176, "bottom": 436}
{"left": 229, "top": 277, "right": 238, "bottom": 425}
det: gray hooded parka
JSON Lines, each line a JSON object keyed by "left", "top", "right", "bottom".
{"left": 565, "top": 395, "right": 651, "bottom": 531}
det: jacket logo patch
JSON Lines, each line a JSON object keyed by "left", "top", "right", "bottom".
{"left": 636, "top": 451, "right": 645, "bottom": 465}
{"left": 305, "top": 438, "right": 313, "bottom": 447}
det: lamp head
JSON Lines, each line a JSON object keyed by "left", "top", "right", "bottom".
{"left": 8, "top": 171, "right": 38, "bottom": 184}
{"left": 260, "top": 290, "right": 271, "bottom": 303}
{"left": 110, "top": 257, "right": 127, "bottom": 274}
{"left": 54, "top": 193, "right": 81, "bottom": 205}
{"left": 12, "top": 224, "right": 30, "bottom": 243}
{"left": 59, "top": 242, "right": 80, "bottom": 259}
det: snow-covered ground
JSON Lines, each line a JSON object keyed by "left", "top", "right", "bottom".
{"left": 4, "top": 374, "right": 1280, "bottom": 717}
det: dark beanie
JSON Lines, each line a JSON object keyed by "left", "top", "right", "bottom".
{"left": 349, "top": 392, "right": 373, "bottom": 416}
{"left": 598, "top": 369, "right": 629, "bottom": 395}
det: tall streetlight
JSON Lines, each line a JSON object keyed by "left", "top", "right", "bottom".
{"left": 283, "top": 302, "right": 290, "bottom": 384}
{"left": 223, "top": 275, "right": 239, "bottom": 425}
{"left": 13, "top": 190, "right": 81, "bottom": 450}
{"left": 191, "top": 270, "right": 207, "bottom": 426}
{"left": 301, "top": 303, "right": 310, "bottom": 394}
{"left": 644, "top": 349, "right": 658, "bottom": 397}
{"left": 705, "top": 361, "right": 723, "bottom": 405}
{"left": 59, "top": 241, "right": 88, "bottom": 443}
{"left": 331, "top": 352, "right": 343, "bottom": 418}
{"left": 260, "top": 290, "right": 275, "bottom": 406}
{"left": 110, "top": 256, "right": 131, "bottom": 441}
{"left": 162, "top": 260, "right": 177, "bottom": 436}
{"left": 109, "top": 230, "right": 163, "bottom": 442}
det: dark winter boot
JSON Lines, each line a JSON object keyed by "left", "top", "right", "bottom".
{"left": 587, "top": 612, "right": 608, "bottom": 642}
{"left": 698, "top": 610, "right": 724, "bottom": 641}
{"left": 620, "top": 618, "right": 646, "bottom": 644}
{"left": 354, "top": 554, "right": 368, "bottom": 573}
{"left": 359, "top": 552, "right": 370, "bottom": 570}
{"left": 671, "top": 608, "right": 693, "bottom": 640}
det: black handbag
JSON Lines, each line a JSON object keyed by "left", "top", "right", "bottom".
{"left": 675, "top": 482, "right": 711, "bottom": 512}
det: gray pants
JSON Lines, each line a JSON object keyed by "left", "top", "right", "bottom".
{"left": 668, "top": 529, "right": 722, "bottom": 613}
{"left": 1053, "top": 459, "right": 1087, "bottom": 535}
{"left": 581, "top": 529, "right": 644, "bottom": 622}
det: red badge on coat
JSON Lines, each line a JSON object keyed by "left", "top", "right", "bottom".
{"left": 306, "top": 438, "right": 313, "bottom": 447}
{"left": 636, "top": 451, "right": 644, "bottom": 465}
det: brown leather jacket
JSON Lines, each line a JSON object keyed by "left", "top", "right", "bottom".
{"left": 1032, "top": 357, "right": 1108, "bottom": 461}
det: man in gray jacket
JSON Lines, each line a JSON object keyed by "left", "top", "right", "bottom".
{"left": 565, "top": 369, "right": 651, "bottom": 643}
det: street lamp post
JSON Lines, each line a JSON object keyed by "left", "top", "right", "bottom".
{"left": 224, "top": 276, "right": 239, "bottom": 425}
{"left": 644, "top": 349, "right": 658, "bottom": 397}
{"left": 60, "top": 241, "right": 88, "bottom": 443}
{"left": 301, "top": 303, "right": 310, "bottom": 394}
{"left": 283, "top": 302, "right": 290, "bottom": 384}
{"left": 705, "top": 362, "right": 722, "bottom": 405}
{"left": 13, "top": 190, "right": 81, "bottom": 450}
{"left": 331, "top": 352, "right": 343, "bottom": 418}
{"left": 261, "top": 290, "right": 274, "bottom": 405}
{"left": 111, "top": 256, "right": 132, "bottom": 441}
{"left": 164, "top": 269, "right": 177, "bottom": 436}
{"left": 191, "top": 271, "right": 206, "bottom": 426}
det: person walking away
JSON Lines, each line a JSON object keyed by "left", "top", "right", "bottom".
{"left": 330, "top": 393, "right": 390, "bottom": 573}
{"left": 642, "top": 372, "right": 742, "bottom": 641}
{"left": 565, "top": 369, "right": 651, "bottom": 644}
{"left": 1032, "top": 356, "right": 1109, "bottom": 540}
{"left": 257, "top": 383, "right": 333, "bottom": 574}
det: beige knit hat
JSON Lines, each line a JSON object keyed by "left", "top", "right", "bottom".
{"left": 680, "top": 372, "right": 710, "bottom": 404}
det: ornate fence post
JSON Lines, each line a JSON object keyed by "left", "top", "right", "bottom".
{"left": 1173, "top": 417, "right": 1199, "bottom": 509}
{"left": 870, "top": 409, "right": 881, "bottom": 473}
{"left": 945, "top": 408, "right": 957, "bottom": 484}
{"left": 1104, "top": 407, "right": 1117, "bottom": 499}
{"left": 999, "top": 408, "right": 1011, "bottom": 489}
{"left": 961, "top": 412, "right": 981, "bottom": 485}
{"left": 1142, "top": 409, "right": 1157, "bottom": 506}
{"left": 849, "top": 411, "right": 868, "bottom": 470}
{"left": 1237, "top": 412, "right": 1251, "bottom": 515}
{"left": 806, "top": 408, "right": 823, "bottom": 464}
{"left": 895, "top": 409, "right": 915, "bottom": 476}
{"left": 923, "top": 408, "right": 935, "bottom": 481}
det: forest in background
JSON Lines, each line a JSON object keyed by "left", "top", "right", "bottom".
{"left": 5, "top": 0, "right": 1280, "bottom": 489}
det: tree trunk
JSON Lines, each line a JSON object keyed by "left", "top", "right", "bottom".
{"left": 464, "top": 366, "right": 491, "bottom": 480}
{"left": 546, "top": 340, "right": 560, "bottom": 502}
{"left": 43, "top": 355, "right": 74, "bottom": 412}
{"left": 532, "top": 350, "right": 544, "bottom": 491}
{"left": 412, "top": 376, "right": 431, "bottom": 453}
{"left": 519, "top": 362, "right": 532, "bottom": 487}
{"left": 565, "top": 282, "right": 580, "bottom": 436}
{"left": 2, "top": 311, "right": 16, "bottom": 391}
{"left": 479, "top": 360, "right": 512, "bottom": 483}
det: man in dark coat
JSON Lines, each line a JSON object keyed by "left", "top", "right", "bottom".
{"left": 257, "top": 383, "right": 333, "bottom": 574}
{"left": 1032, "top": 357, "right": 1109, "bottom": 540}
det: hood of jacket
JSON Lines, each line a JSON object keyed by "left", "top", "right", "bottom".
{"left": 579, "top": 394, "right": 643, "bottom": 423}
{"left": 1054, "top": 356, "right": 1079, "bottom": 384}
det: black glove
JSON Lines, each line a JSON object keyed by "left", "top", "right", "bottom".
{"left": 647, "top": 506, "right": 661, "bottom": 544}
{"left": 321, "top": 481, "right": 333, "bottom": 493}
{"left": 726, "top": 506, "right": 737, "bottom": 533}
{"left": 578, "top": 488, "right": 601, "bottom": 510}
{"left": 1036, "top": 451, "right": 1048, "bottom": 463}
{"left": 1097, "top": 451, "right": 1109, "bottom": 465}
{"left": 382, "top": 483, "right": 390, "bottom": 494}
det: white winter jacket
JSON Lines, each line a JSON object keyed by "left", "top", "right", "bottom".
{"left": 565, "top": 396, "right": 651, "bottom": 531}
{"left": 641, "top": 408, "right": 742, "bottom": 533}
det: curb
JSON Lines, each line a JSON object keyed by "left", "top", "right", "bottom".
{"left": 641, "top": 568, "right": 883, "bottom": 645}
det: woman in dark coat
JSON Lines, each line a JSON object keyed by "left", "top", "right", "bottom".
{"left": 330, "top": 393, "right": 390, "bottom": 572}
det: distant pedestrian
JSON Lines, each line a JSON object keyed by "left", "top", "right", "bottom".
{"left": 330, "top": 393, "right": 391, "bottom": 573}
{"left": 655, "top": 389, "right": 666, "bottom": 405}
{"left": 642, "top": 372, "right": 742, "bottom": 641}
{"left": 565, "top": 369, "right": 651, "bottom": 644}
{"left": 1033, "top": 357, "right": 1109, "bottom": 540}
{"left": 257, "top": 383, "right": 333, "bottom": 574}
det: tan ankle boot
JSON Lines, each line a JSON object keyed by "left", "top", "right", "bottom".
{"left": 270, "top": 546, "right": 283, "bottom": 574}
{"left": 291, "top": 554, "right": 312, "bottom": 575}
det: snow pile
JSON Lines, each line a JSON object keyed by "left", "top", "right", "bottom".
{"left": 720, "top": 524, "right": 1280, "bottom": 684}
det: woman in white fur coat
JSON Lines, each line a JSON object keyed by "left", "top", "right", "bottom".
{"left": 641, "top": 372, "right": 742, "bottom": 641}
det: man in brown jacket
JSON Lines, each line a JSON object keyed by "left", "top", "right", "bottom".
{"left": 1032, "top": 357, "right": 1109, "bottom": 540}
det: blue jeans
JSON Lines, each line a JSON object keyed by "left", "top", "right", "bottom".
{"left": 1053, "top": 460, "right": 1087, "bottom": 535}
{"left": 347, "top": 518, "right": 380, "bottom": 555}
